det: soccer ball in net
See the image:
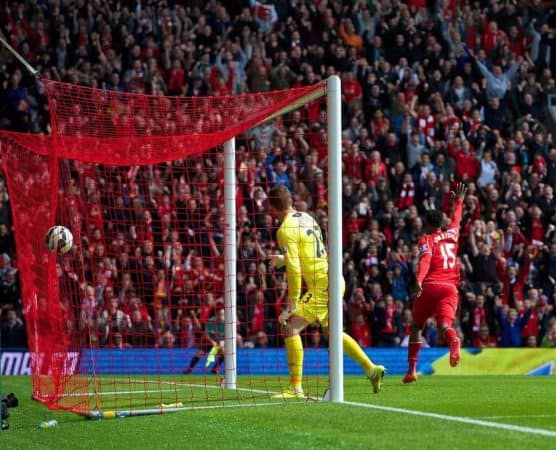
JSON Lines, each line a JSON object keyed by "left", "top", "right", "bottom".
{"left": 45, "top": 226, "right": 73, "bottom": 254}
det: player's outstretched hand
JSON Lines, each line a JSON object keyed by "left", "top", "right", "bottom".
{"left": 450, "top": 182, "right": 467, "bottom": 201}
{"left": 278, "top": 303, "right": 296, "bottom": 327}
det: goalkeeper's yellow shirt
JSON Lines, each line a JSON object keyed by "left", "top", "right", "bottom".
{"left": 277, "top": 210, "right": 328, "bottom": 302}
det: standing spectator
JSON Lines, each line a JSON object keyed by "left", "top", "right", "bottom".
{"left": 0, "top": 309, "right": 26, "bottom": 348}
{"left": 350, "top": 313, "right": 372, "bottom": 348}
{"left": 468, "top": 48, "right": 522, "bottom": 100}
{"left": 387, "top": 260, "right": 409, "bottom": 304}
{"left": 448, "top": 137, "right": 480, "bottom": 181}
{"left": 472, "top": 324, "right": 498, "bottom": 348}
{"left": 537, "top": 184, "right": 555, "bottom": 218}
{"left": 520, "top": 296, "right": 540, "bottom": 346}
{"left": 446, "top": 76, "right": 474, "bottom": 111}
{"left": 497, "top": 247, "right": 531, "bottom": 307}
{"left": 541, "top": 322, "right": 556, "bottom": 348}
{"left": 0, "top": 269, "right": 21, "bottom": 312}
{"left": 339, "top": 19, "right": 363, "bottom": 52}
{"left": 467, "top": 233, "right": 499, "bottom": 285}
{"left": 470, "top": 295, "right": 488, "bottom": 339}
{"left": 364, "top": 151, "right": 387, "bottom": 186}
{"left": 477, "top": 150, "right": 498, "bottom": 188}
{"left": 406, "top": 132, "right": 426, "bottom": 170}
{"left": 396, "top": 173, "right": 415, "bottom": 210}
{"left": 484, "top": 97, "right": 509, "bottom": 131}
{"left": 545, "top": 147, "right": 556, "bottom": 187}
{"left": 496, "top": 298, "right": 532, "bottom": 347}
{"left": 374, "top": 295, "right": 400, "bottom": 347}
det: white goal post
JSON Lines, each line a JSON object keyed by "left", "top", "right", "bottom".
{"left": 222, "top": 75, "right": 344, "bottom": 402}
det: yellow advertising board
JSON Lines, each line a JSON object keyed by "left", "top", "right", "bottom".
{"left": 432, "top": 349, "right": 556, "bottom": 375}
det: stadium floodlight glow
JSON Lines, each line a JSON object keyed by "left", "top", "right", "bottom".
{"left": 0, "top": 75, "right": 344, "bottom": 417}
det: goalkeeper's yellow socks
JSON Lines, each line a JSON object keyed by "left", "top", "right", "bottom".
{"left": 343, "top": 332, "right": 375, "bottom": 376}
{"left": 284, "top": 335, "right": 303, "bottom": 390}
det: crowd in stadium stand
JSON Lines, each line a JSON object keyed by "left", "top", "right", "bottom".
{"left": 1, "top": 0, "right": 556, "bottom": 351}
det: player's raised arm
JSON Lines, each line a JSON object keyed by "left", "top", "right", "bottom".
{"left": 449, "top": 182, "right": 467, "bottom": 229}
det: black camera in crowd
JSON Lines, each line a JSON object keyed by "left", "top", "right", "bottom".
{"left": 1, "top": 393, "right": 19, "bottom": 430}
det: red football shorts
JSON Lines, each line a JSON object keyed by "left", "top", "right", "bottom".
{"left": 412, "top": 283, "right": 458, "bottom": 327}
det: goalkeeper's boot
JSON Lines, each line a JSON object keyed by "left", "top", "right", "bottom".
{"left": 449, "top": 337, "right": 461, "bottom": 367}
{"left": 271, "top": 386, "right": 305, "bottom": 399}
{"left": 367, "top": 365, "right": 385, "bottom": 394}
{"left": 403, "top": 372, "right": 418, "bottom": 384}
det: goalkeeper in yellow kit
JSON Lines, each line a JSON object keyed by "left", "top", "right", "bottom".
{"left": 268, "top": 185, "right": 385, "bottom": 398}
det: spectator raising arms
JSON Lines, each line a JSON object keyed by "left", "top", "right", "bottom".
{"left": 496, "top": 297, "right": 532, "bottom": 347}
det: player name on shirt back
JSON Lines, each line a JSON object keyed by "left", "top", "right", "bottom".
{"left": 432, "top": 228, "right": 458, "bottom": 244}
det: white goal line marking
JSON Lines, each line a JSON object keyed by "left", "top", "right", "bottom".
{"left": 343, "top": 401, "right": 556, "bottom": 438}
{"left": 480, "top": 414, "right": 556, "bottom": 420}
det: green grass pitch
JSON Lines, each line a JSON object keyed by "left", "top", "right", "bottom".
{"left": 1, "top": 375, "right": 555, "bottom": 450}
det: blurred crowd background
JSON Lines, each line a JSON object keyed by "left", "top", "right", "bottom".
{"left": 1, "top": 0, "right": 556, "bottom": 351}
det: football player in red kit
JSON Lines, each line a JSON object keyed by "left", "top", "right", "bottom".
{"left": 404, "top": 183, "right": 467, "bottom": 384}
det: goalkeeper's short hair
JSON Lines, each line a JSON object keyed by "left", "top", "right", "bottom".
{"left": 268, "top": 184, "right": 292, "bottom": 212}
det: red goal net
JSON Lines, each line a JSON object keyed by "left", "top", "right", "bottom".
{"left": 1, "top": 80, "right": 332, "bottom": 416}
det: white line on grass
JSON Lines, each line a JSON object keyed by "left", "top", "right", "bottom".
{"left": 63, "top": 389, "right": 178, "bottom": 397}
{"left": 157, "top": 380, "right": 273, "bottom": 395}
{"left": 480, "top": 414, "right": 556, "bottom": 419}
{"left": 63, "top": 381, "right": 326, "bottom": 403}
{"left": 171, "top": 402, "right": 288, "bottom": 412}
{"left": 63, "top": 380, "right": 278, "bottom": 398}
{"left": 343, "top": 401, "right": 556, "bottom": 438}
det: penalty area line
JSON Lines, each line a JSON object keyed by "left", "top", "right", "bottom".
{"left": 343, "top": 401, "right": 556, "bottom": 438}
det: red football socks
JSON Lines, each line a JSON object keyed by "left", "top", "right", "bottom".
{"left": 443, "top": 327, "right": 457, "bottom": 344}
{"left": 407, "top": 341, "right": 421, "bottom": 373}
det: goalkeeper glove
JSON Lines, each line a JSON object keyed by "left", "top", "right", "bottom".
{"left": 278, "top": 303, "right": 297, "bottom": 327}
{"left": 269, "top": 254, "right": 285, "bottom": 269}
{"left": 205, "top": 344, "right": 219, "bottom": 367}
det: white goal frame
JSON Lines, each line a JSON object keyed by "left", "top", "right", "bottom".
{"left": 222, "top": 75, "right": 344, "bottom": 402}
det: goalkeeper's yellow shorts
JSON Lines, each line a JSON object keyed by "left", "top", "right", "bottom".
{"left": 293, "top": 281, "right": 345, "bottom": 328}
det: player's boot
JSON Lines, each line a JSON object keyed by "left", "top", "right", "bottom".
{"left": 271, "top": 386, "right": 305, "bottom": 399}
{"left": 367, "top": 365, "right": 385, "bottom": 393}
{"left": 403, "top": 372, "right": 418, "bottom": 384}
{"left": 449, "top": 337, "right": 461, "bottom": 367}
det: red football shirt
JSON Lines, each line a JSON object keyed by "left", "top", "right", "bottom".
{"left": 416, "top": 199, "right": 463, "bottom": 285}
